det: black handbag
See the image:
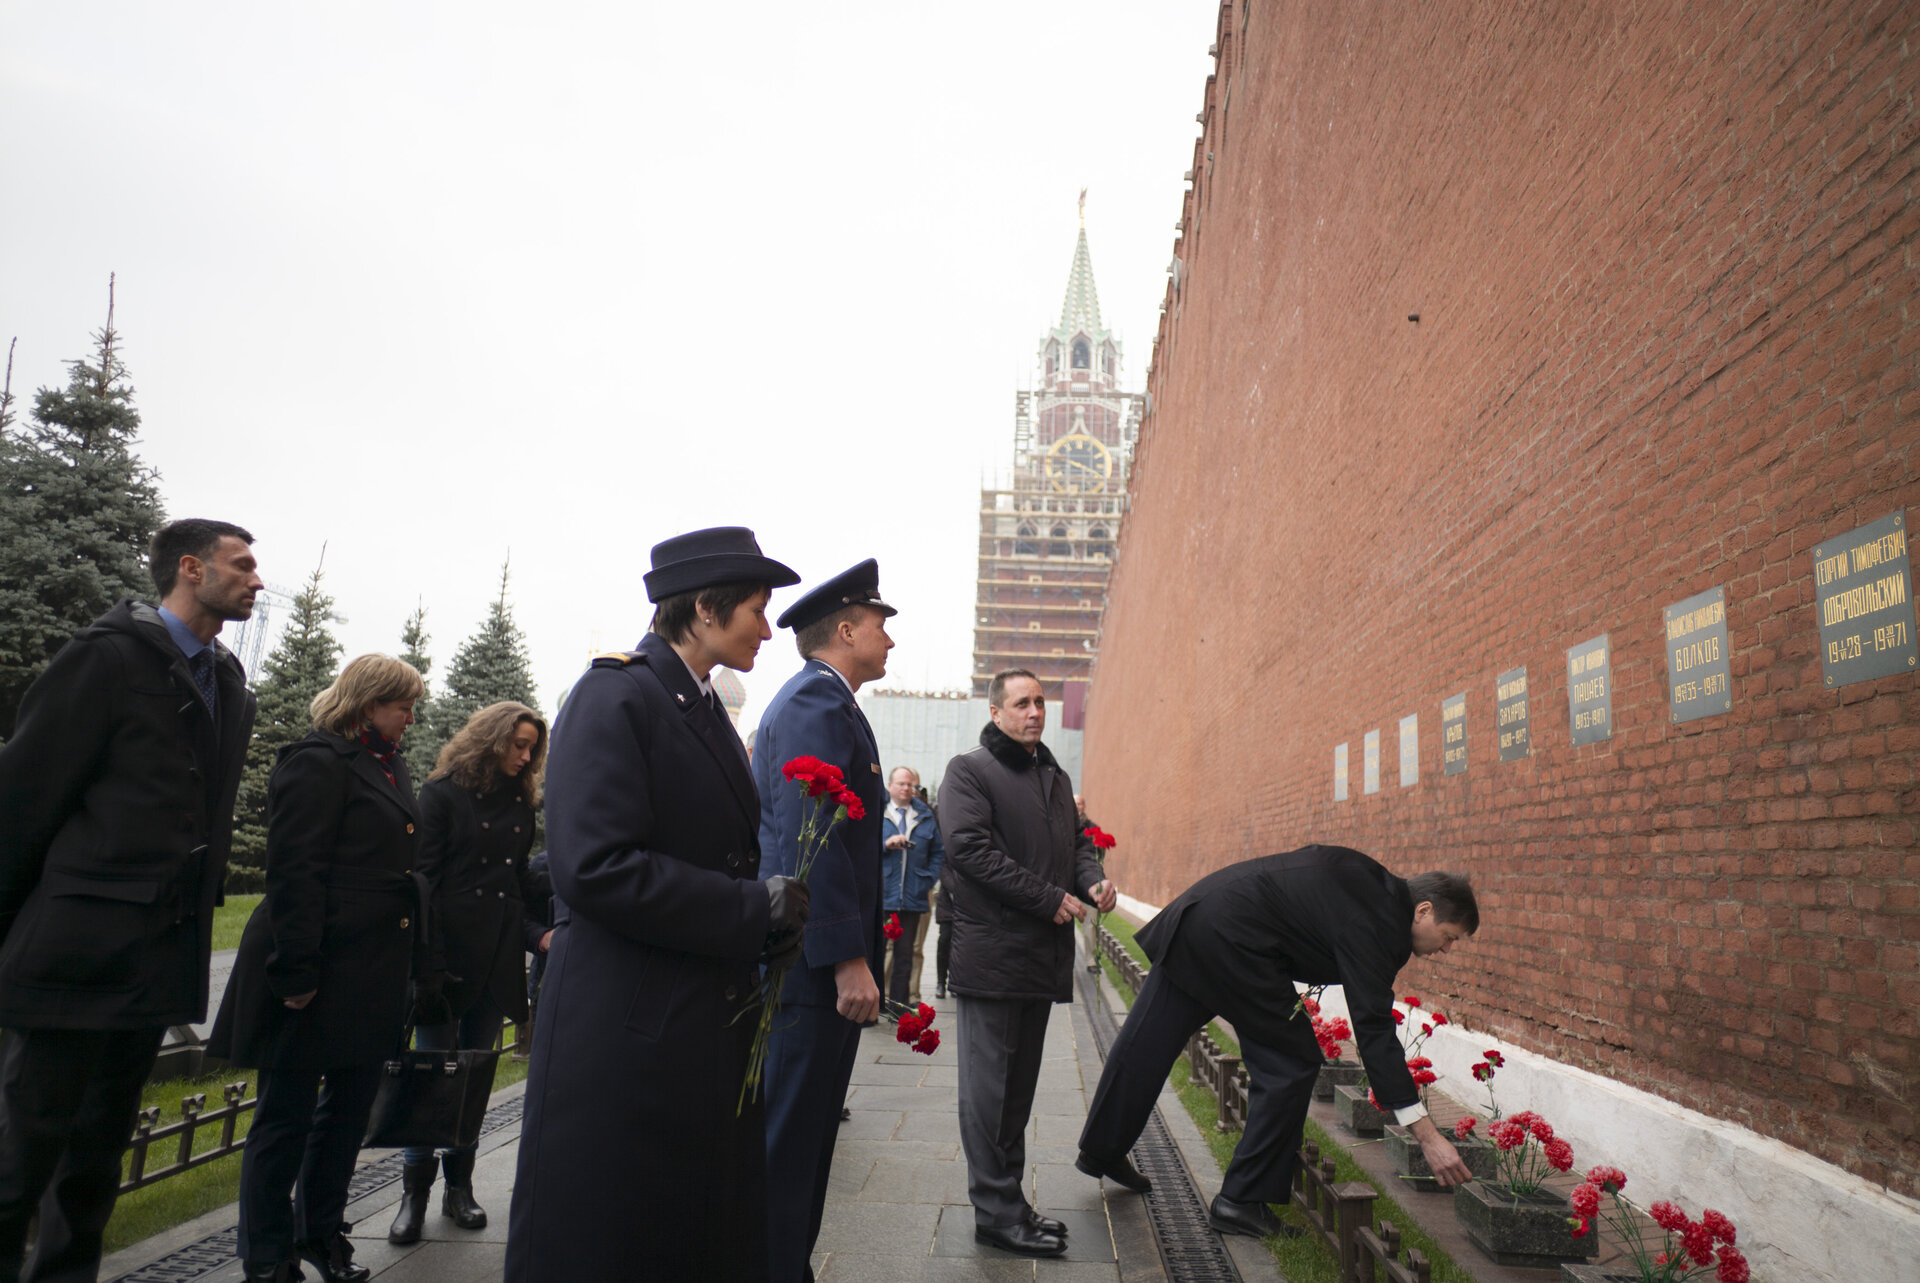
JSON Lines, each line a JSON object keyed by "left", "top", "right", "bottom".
{"left": 363, "top": 1033, "right": 501, "bottom": 1150}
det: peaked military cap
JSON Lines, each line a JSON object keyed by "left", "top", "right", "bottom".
{"left": 643, "top": 526, "right": 800, "bottom": 603}
{"left": 776, "top": 558, "right": 898, "bottom": 631}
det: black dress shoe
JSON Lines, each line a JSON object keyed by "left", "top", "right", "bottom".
{"left": 1026, "top": 1210, "right": 1068, "bottom": 1236}
{"left": 294, "top": 1232, "right": 371, "bottom": 1283}
{"left": 1208, "top": 1194, "right": 1300, "bottom": 1239}
{"left": 1074, "top": 1149, "right": 1152, "bottom": 1193}
{"left": 975, "top": 1221, "right": 1068, "bottom": 1257}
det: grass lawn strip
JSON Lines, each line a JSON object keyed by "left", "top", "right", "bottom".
{"left": 1095, "top": 914, "right": 1474, "bottom": 1283}
{"left": 211, "top": 894, "right": 262, "bottom": 952}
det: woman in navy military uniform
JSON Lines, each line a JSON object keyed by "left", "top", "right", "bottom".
{"left": 209, "top": 655, "right": 425, "bottom": 1283}
{"left": 505, "top": 527, "right": 809, "bottom": 1283}
{"left": 388, "top": 701, "right": 549, "bottom": 1245}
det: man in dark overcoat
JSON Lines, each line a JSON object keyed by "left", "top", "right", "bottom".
{"left": 0, "top": 519, "right": 261, "bottom": 1283}
{"left": 753, "top": 560, "right": 893, "bottom": 1283}
{"left": 1076, "top": 848, "right": 1479, "bottom": 1237}
{"left": 940, "top": 668, "right": 1114, "bottom": 1258}
{"left": 505, "top": 527, "right": 807, "bottom": 1283}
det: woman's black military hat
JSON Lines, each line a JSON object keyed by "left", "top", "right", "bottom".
{"left": 643, "top": 526, "right": 800, "bottom": 603}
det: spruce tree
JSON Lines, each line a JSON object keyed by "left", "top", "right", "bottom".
{"left": 229, "top": 563, "right": 343, "bottom": 881}
{"left": 0, "top": 285, "right": 167, "bottom": 736}
{"left": 438, "top": 558, "right": 542, "bottom": 735}
{"left": 397, "top": 601, "right": 442, "bottom": 785}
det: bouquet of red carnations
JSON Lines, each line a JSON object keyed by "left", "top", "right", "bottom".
{"left": 1567, "top": 1167, "right": 1749, "bottom": 1283}
{"left": 737, "top": 756, "right": 866, "bottom": 1112}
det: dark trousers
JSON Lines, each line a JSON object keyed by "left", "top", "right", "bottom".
{"left": 954, "top": 995, "right": 1052, "bottom": 1228}
{"left": 235, "top": 1063, "right": 382, "bottom": 1263}
{"left": 1078, "top": 966, "right": 1319, "bottom": 1204}
{"left": 934, "top": 921, "right": 951, "bottom": 992}
{"left": 402, "top": 998, "right": 504, "bottom": 1165}
{"left": 762, "top": 1003, "right": 861, "bottom": 1283}
{"left": 883, "top": 912, "right": 921, "bottom": 1006}
{"left": 0, "top": 1026, "right": 163, "bottom": 1283}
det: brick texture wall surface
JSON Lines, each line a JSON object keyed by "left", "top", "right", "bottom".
{"left": 1083, "top": 1, "right": 1919, "bottom": 1196}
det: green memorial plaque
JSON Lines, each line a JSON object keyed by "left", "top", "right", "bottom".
{"left": 1496, "top": 667, "right": 1530, "bottom": 761}
{"left": 1567, "top": 633, "right": 1613, "bottom": 746}
{"left": 1665, "top": 586, "right": 1732, "bottom": 723}
{"left": 1814, "top": 511, "right": 1917, "bottom": 687}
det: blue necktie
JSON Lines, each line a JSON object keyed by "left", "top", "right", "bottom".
{"left": 190, "top": 649, "right": 218, "bottom": 716}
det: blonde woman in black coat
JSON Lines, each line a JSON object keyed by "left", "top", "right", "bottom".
{"left": 209, "top": 655, "right": 424, "bottom": 1283}
{"left": 387, "top": 701, "right": 548, "bottom": 1245}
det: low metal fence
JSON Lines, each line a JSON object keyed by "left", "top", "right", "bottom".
{"left": 121, "top": 1019, "right": 530, "bottom": 1194}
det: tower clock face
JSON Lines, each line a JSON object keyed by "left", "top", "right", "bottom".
{"left": 1044, "top": 433, "right": 1112, "bottom": 493}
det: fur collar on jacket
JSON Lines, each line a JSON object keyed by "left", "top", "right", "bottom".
{"left": 979, "top": 720, "right": 1058, "bottom": 772}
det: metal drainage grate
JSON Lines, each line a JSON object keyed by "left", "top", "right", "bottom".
{"left": 1077, "top": 966, "right": 1242, "bottom": 1283}
{"left": 109, "top": 1094, "right": 527, "bottom": 1282}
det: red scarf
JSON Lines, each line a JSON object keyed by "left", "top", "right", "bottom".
{"left": 359, "top": 727, "right": 400, "bottom": 786}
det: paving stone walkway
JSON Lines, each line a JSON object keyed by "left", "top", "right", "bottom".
{"left": 104, "top": 945, "right": 1273, "bottom": 1282}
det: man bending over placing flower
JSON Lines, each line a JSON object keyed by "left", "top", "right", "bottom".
{"left": 1076, "top": 848, "right": 1479, "bottom": 1239}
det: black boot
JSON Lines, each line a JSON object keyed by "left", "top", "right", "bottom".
{"left": 439, "top": 1151, "right": 488, "bottom": 1230}
{"left": 387, "top": 1155, "right": 437, "bottom": 1244}
{"left": 294, "top": 1229, "right": 370, "bottom": 1283}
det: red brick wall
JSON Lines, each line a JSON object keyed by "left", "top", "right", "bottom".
{"left": 1084, "top": 0, "right": 1920, "bottom": 1196}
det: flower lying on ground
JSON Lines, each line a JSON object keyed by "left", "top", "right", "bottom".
{"left": 1569, "top": 1168, "right": 1747, "bottom": 1282}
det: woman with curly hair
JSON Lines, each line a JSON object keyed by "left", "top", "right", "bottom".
{"left": 210, "top": 654, "right": 425, "bottom": 1283}
{"left": 387, "top": 701, "right": 550, "bottom": 1244}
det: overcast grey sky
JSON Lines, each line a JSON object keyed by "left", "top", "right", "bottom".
{"left": 2, "top": 2, "right": 1218, "bottom": 728}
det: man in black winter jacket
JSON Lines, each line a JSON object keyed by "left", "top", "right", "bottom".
{"left": 940, "top": 668, "right": 1115, "bottom": 1259}
{"left": 0, "top": 518, "right": 260, "bottom": 1283}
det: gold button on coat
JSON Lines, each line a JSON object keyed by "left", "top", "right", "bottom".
{"left": 399, "top": 917, "right": 410, "bottom": 929}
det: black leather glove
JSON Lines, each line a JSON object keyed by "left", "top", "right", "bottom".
{"left": 409, "top": 970, "right": 453, "bottom": 1028}
{"left": 763, "top": 876, "right": 811, "bottom": 970}
{"left": 766, "top": 876, "right": 811, "bottom": 934}
{"left": 763, "top": 925, "right": 806, "bottom": 971}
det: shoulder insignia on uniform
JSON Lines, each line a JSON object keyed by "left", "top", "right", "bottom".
{"left": 590, "top": 650, "right": 643, "bottom": 669}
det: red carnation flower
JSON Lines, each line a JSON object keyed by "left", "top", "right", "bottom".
{"left": 1367, "top": 1088, "right": 1381, "bottom": 1110}
{"left": 1421, "top": 1023, "right": 1434, "bottom": 1037}
{"left": 1528, "top": 1117, "right": 1556, "bottom": 1144}
{"left": 1683, "top": 1221, "right": 1716, "bottom": 1266}
{"left": 1413, "top": 1069, "right": 1438, "bottom": 1086}
{"left": 1453, "top": 1116, "right": 1477, "bottom": 1140}
{"left": 1084, "top": 825, "right": 1117, "bottom": 850}
{"left": 1585, "top": 1165, "right": 1627, "bottom": 1193}
{"left": 917, "top": 1002, "right": 934, "bottom": 1021}
{"left": 1407, "top": 1057, "right": 1432, "bottom": 1070}
{"left": 1303, "top": 996, "right": 1321, "bottom": 1017}
{"left": 1650, "top": 1201, "right": 1688, "bottom": 1232}
{"left": 895, "top": 1014, "right": 924, "bottom": 1043}
{"left": 1432, "top": 1012, "right": 1448, "bottom": 1026}
{"left": 914, "top": 1027, "right": 940, "bottom": 1055}
{"left": 840, "top": 791, "right": 866, "bottom": 820}
{"left": 1403, "top": 995, "right": 1421, "bottom": 1008}
{"left": 1569, "top": 1215, "right": 1591, "bottom": 1239}
{"left": 1700, "top": 1209, "right": 1735, "bottom": 1246}
{"left": 1489, "top": 1120, "right": 1527, "bottom": 1152}
{"left": 1392, "top": 1010, "right": 1405, "bottom": 1025}
{"left": 1483, "top": 1050, "right": 1505, "bottom": 1067}
{"left": 1472, "top": 1062, "right": 1494, "bottom": 1082}
{"left": 1543, "top": 1138, "right": 1574, "bottom": 1172}
{"left": 1569, "top": 1182, "right": 1601, "bottom": 1217}
{"left": 883, "top": 912, "right": 904, "bottom": 942}
{"left": 1715, "top": 1246, "right": 1750, "bottom": 1283}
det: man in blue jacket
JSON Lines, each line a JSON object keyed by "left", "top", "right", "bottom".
{"left": 753, "top": 560, "right": 894, "bottom": 1283}
{"left": 879, "top": 767, "right": 944, "bottom": 1005}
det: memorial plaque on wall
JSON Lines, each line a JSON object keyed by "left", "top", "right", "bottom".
{"left": 1566, "top": 633, "right": 1614, "bottom": 746}
{"left": 1399, "top": 714, "right": 1419, "bottom": 786}
{"left": 1441, "top": 692, "right": 1467, "bottom": 775}
{"left": 1363, "top": 729, "right": 1381, "bottom": 794}
{"left": 1664, "top": 586, "right": 1732, "bottom": 723}
{"left": 1496, "top": 666, "right": 1530, "bottom": 761}
{"left": 1814, "top": 511, "right": 1918, "bottom": 687}
{"left": 1334, "top": 743, "right": 1349, "bottom": 801}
